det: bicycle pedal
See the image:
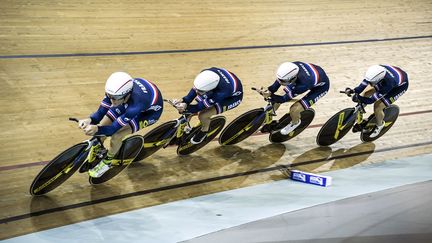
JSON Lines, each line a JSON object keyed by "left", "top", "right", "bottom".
{"left": 96, "top": 149, "right": 107, "bottom": 158}
{"left": 260, "top": 125, "right": 271, "bottom": 133}
{"left": 352, "top": 124, "right": 361, "bottom": 133}
{"left": 184, "top": 126, "right": 192, "bottom": 134}
{"left": 261, "top": 121, "right": 278, "bottom": 133}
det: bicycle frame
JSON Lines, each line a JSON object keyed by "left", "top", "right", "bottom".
{"left": 263, "top": 102, "right": 277, "bottom": 126}
{"left": 334, "top": 101, "right": 366, "bottom": 140}
{"left": 162, "top": 113, "right": 193, "bottom": 148}
{"left": 69, "top": 117, "right": 107, "bottom": 169}
{"left": 84, "top": 137, "right": 106, "bottom": 162}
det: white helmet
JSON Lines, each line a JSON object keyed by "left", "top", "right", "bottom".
{"left": 193, "top": 70, "right": 220, "bottom": 92}
{"left": 364, "top": 65, "right": 386, "bottom": 85}
{"left": 105, "top": 72, "right": 133, "bottom": 99}
{"left": 276, "top": 62, "right": 299, "bottom": 85}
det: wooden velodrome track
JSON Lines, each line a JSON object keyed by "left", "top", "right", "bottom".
{"left": 1, "top": 0, "right": 431, "bottom": 240}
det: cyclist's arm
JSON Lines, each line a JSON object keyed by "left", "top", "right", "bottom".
{"left": 182, "top": 88, "right": 198, "bottom": 105}
{"left": 357, "top": 93, "right": 381, "bottom": 104}
{"left": 270, "top": 83, "right": 299, "bottom": 103}
{"left": 186, "top": 91, "right": 229, "bottom": 114}
{"left": 96, "top": 105, "right": 143, "bottom": 136}
{"left": 90, "top": 96, "right": 112, "bottom": 124}
{"left": 354, "top": 80, "right": 368, "bottom": 94}
{"left": 292, "top": 83, "right": 310, "bottom": 94}
{"left": 267, "top": 80, "right": 281, "bottom": 93}
{"left": 358, "top": 85, "right": 393, "bottom": 104}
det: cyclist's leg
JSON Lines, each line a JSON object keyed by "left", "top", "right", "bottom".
{"left": 374, "top": 101, "right": 386, "bottom": 126}
{"left": 90, "top": 101, "right": 163, "bottom": 177}
{"left": 94, "top": 107, "right": 132, "bottom": 160}
{"left": 280, "top": 82, "right": 328, "bottom": 135}
{"left": 279, "top": 101, "right": 304, "bottom": 135}
{"left": 110, "top": 109, "right": 163, "bottom": 155}
{"left": 110, "top": 125, "right": 133, "bottom": 158}
{"left": 350, "top": 86, "right": 377, "bottom": 132}
{"left": 89, "top": 123, "right": 132, "bottom": 177}
{"left": 362, "top": 85, "right": 376, "bottom": 97}
{"left": 192, "top": 94, "right": 242, "bottom": 144}
{"left": 198, "top": 107, "right": 217, "bottom": 132}
{"left": 98, "top": 107, "right": 125, "bottom": 156}
{"left": 376, "top": 82, "right": 409, "bottom": 125}
{"left": 289, "top": 102, "right": 304, "bottom": 124}
{"left": 104, "top": 110, "right": 162, "bottom": 164}
{"left": 370, "top": 83, "right": 408, "bottom": 137}
{"left": 294, "top": 82, "right": 329, "bottom": 123}
{"left": 200, "top": 93, "right": 243, "bottom": 131}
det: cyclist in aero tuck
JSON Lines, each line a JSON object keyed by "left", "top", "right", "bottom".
{"left": 346, "top": 65, "right": 409, "bottom": 138}
{"left": 78, "top": 72, "right": 163, "bottom": 178}
{"left": 259, "top": 62, "right": 330, "bottom": 135}
{"left": 173, "top": 67, "right": 243, "bottom": 144}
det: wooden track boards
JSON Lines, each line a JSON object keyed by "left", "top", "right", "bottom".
{"left": 1, "top": 0, "right": 432, "bottom": 240}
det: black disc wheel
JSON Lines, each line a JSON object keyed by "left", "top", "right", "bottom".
{"left": 133, "top": 120, "right": 177, "bottom": 162}
{"left": 218, "top": 108, "right": 266, "bottom": 145}
{"left": 361, "top": 105, "right": 400, "bottom": 142}
{"left": 30, "top": 142, "right": 88, "bottom": 195}
{"left": 316, "top": 108, "right": 357, "bottom": 146}
{"left": 270, "top": 109, "right": 315, "bottom": 143}
{"left": 90, "top": 135, "right": 144, "bottom": 185}
{"left": 177, "top": 116, "right": 226, "bottom": 155}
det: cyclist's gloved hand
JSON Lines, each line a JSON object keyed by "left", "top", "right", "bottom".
{"left": 258, "top": 87, "right": 272, "bottom": 98}
{"left": 171, "top": 99, "right": 183, "bottom": 105}
{"left": 84, "top": 125, "right": 98, "bottom": 136}
{"left": 352, "top": 93, "right": 360, "bottom": 103}
{"left": 175, "top": 102, "right": 187, "bottom": 113}
{"left": 345, "top": 87, "right": 354, "bottom": 96}
{"left": 79, "top": 118, "right": 92, "bottom": 129}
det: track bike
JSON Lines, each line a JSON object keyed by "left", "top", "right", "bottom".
{"left": 219, "top": 87, "right": 315, "bottom": 145}
{"left": 133, "top": 99, "right": 226, "bottom": 158}
{"left": 316, "top": 91, "right": 400, "bottom": 146}
{"left": 30, "top": 118, "right": 144, "bottom": 195}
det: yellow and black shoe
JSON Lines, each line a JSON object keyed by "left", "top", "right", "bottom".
{"left": 88, "top": 156, "right": 113, "bottom": 178}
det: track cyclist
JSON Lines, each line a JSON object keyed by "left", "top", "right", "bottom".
{"left": 345, "top": 64, "right": 409, "bottom": 138}
{"left": 259, "top": 62, "right": 330, "bottom": 135}
{"left": 78, "top": 72, "right": 163, "bottom": 178}
{"left": 173, "top": 67, "right": 243, "bottom": 144}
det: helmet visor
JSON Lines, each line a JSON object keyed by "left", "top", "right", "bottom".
{"left": 277, "top": 76, "right": 296, "bottom": 86}
{"left": 106, "top": 93, "right": 127, "bottom": 100}
{"left": 194, "top": 87, "right": 207, "bottom": 95}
